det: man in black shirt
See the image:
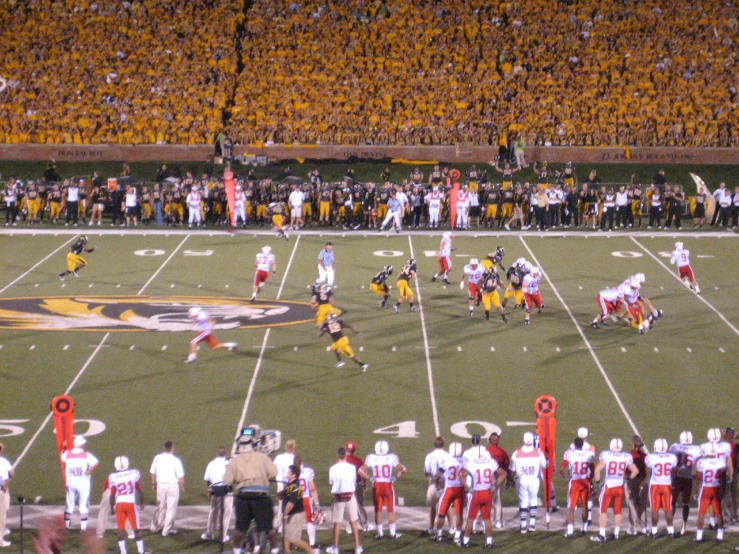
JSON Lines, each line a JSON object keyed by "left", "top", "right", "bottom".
{"left": 281, "top": 465, "right": 316, "bottom": 554}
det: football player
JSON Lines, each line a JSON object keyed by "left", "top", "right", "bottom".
{"left": 431, "top": 232, "right": 453, "bottom": 284}
{"left": 57, "top": 235, "right": 94, "bottom": 281}
{"left": 251, "top": 246, "right": 277, "bottom": 301}
{"left": 370, "top": 265, "right": 393, "bottom": 308}
{"left": 361, "top": 441, "right": 407, "bottom": 539}
{"left": 310, "top": 284, "right": 340, "bottom": 326}
{"left": 591, "top": 438, "right": 638, "bottom": 542}
{"left": 670, "top": 242, "right": 700, "bottom": 293}
{"left": 108, "top": 456, "right": 150, "bottom": 554}
{"left": 501, "top": 261, "right": 525, "bottom": 310}
{"left": 481, "top": 247, "right": 506, "bottom": 273}
{"left": 268, "top": 202, "right": 289, "bottom": 239}
{"left": 460, "top": 258, "right": 485, "bottom": 317}
{"left": 669, "top": 431, "right": 702, "bottom": 535}
{"left": 393, "top": 259, "right": 418, "bottom": 314}
{"left": 642, "top": 438, "right": 678, "bottom": 537}
{"left": 184, "top": 307, "right": 237, "bottom": 363}
{"left": 459, "top": 444, "right": 506, "bottom": 548}
{"left": 318, "top": 313, "right": 368, "bottom": 371}
{"left": 292, "top": 455, "right": 322, "bottom": 548}
{"left": 694, "top": 444, "right": 728, "bottom": 543}
{"left": 560, "top": 437, "right": 595, "bottom": 538}
{"left": 480, "top": 267, "right": 508, "bottom": 323}
{"left": 510, "top": 432, "right": 548, "bottom": 534}
{"left": 591, "top": 287, "right": 625, "bottom": 329}
{"left": 435, "top": 442, "right": 465, "bottom": 544}
{"left": 522, "top": 267, "right": 544, "bottom": 325}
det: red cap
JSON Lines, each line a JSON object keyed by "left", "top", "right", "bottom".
{"left": 346, "top": 441, "right": 356, "bottom": 453}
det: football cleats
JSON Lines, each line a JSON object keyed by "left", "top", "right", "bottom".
{"left": 262, "top": 246, "right": 272, "bottom": 254}
{"left": 530, "top": 266, "right": 541, "bottom": 277}
{"left": 496, "top": 246, "right": 505, "bottom": 258}
{"left": 470, "top": 258, "right": 479, "bottom": 267}
{"left": 577, "top": 427, "right": 589, "bottom": 439}
{"left": 707, "top": 428, "right": 721, "bottom": 443}
{"left": 114, "top": 456, "right": 129, "bottom": 471}
{"left": 674, "top": 242, "right": 683, "bottom": 251}
{"left": 311, "top": 507, "right": 326, "bottom": 525}
{"left": 375, "top": 440, "right": 389, "bottom": 455}
{"left": 523, "top": 432, "right": 534, "bottom": 446}
{"left": 679, "top": 431, "right": 693, "bottom": 445}
{"left": 449, "top": 442, "right": 463, "bottom": 457}
{"left": 653, "top": 438, "right": 668, "bottom": 453}
{"left": 346, "top": 441, "right": 357, "bottom": 453}
{"left": 188, "top": 307, "right": 202, "bottom": 319}
{"left": 609, "top": 438, "right": 623, "bottom": 452}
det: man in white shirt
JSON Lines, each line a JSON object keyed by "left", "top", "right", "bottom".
{"left": 65, "top": 181, "right": 81, "bottom": 226}
{"left": 288, "top": 185, "right": 304, "bottom": 229}
{"left": 328, "top": 447, "right": 367, "bottom": 554}
{"left": 202, "top": 447, "right": 232, "bottom": 543}
{"left": 423, "top": 437, "right": 449, "bottom": 535}
{"left": 0, "top": 442, "right": 14, "bottom": 548}
{"left": 510, "top": 432, "right": 548, "bottom": 534}
{"left": 273, "top": 440, "right": 296, "bottom": 532}
{"left": 150, "top": 441, "right": 185, "bottom": 536}
{"left": 62, "top": 435, "right": 99, "bottom": 531}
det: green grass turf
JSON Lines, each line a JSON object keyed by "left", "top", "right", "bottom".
{"left": 2, "top": 159, "right": 739, "bottom": 193}
{"left": 0, "top": 231, "right": 737, "bottom": 548}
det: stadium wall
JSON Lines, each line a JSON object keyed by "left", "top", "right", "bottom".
{"left": 1, "top": 144, "right": 738, "bottom": 164}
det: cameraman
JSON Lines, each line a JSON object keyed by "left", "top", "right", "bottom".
{"left": 224, "top": 431, "right": 278, "bottom": 554}
{"left": 202, "top": 446, "right": 232, "bottom": 543}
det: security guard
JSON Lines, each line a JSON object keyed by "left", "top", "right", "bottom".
{"left": 224, "top": 429, "right": 278, "bottom": 554}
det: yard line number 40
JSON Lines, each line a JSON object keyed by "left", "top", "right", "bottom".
{"left": 374, "top": 420, "right": 502, "bottom": 439}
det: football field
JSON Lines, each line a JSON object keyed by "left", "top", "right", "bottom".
{"left": 0, "top": 227, "right": 738, "bottom": 553}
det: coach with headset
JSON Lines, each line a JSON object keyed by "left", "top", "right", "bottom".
{"left": 224, "top": 428, "right": 278, "bottom": 554}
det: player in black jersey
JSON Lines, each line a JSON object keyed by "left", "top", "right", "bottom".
{"left": 480, "top": 268, "right": 508, "bottom": 323}
{"left": 393, "top": 259, "right": 418, "bottom": 314}
{"left": 319, "top": 314, "right": 368, "bottom": 371}
{"left": 58, "top": 235, "right": 94, "bottom": 280}
{"left": 370, "top": 265, "right": 393, "bottom": 308}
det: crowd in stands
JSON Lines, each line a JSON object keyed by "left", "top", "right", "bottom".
{"left": 1, "top": 0, "right": 739, "bottom": 146}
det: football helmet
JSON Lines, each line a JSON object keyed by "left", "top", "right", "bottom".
{"left": 449, "top": 442, "right": 463, "bottom": 457}
{"left": 674, "top": 242, "right": 683, "bottom": 251}
{"left": 384, "top": 265, "right": 393, "bottom": 275}
{"left": 375, "top": 440, "right": 389, "bottom": 455}
{"left": 634, "top": 273, "right": 646, "bottom": 285}
{"left": 188, "top": 307, "right": 202, "bottom": 319}
{"left": 311, "top": 507, "right": 326, "bottom": 525}
{"left": 407, "top": 258, "right": 416, "bottom": 268}
{"left": 577, "top": 427, "right": 589, "bottom": 439}
{"left": 73, "top": 436, "right": 87, "bottom": 448}
{"left": 262, "top": 246, "right": 272, "bottom": 254}
{"left": 346, "top": 441, "right": 357, "bottom": 453}
{"left": 516, "top": 257, "right": 526, "bottom": 267}
{"left": 653, "top": 438, "right": 668, "bottom": 453}
{"left": 530, "top": 266, "right": 541, "bottom": 277}
{"left": 80, "top": 235, "right": 88, "bottom": 242}
{"left": 442, "top": 231, "right": 452, "bottom": 239}
{"left": 326, "top": 313, "right": 338, "bottom": 323}
{"left": 496, "top": 246, "right": 505, "bottom": 258}
{"left": 679, "top": 431, "right": 693, "bottom": 445}
{"left": 523, "top": 432, "right": 534, "bottom": 445}
{"left": 470, "top": 258, "right": 479, "bottom": 267}
{"left": 114, "top": 456, "right": 129, "bottom": 471}
{"left": 609, "top": 438, "right": 623, "bottom": 452}
{"left": 707, "top": 428, "right": 721, "bottom": 443}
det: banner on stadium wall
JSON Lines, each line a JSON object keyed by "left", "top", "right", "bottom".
{"left": 51, "top": 394, "right": 75, "bottom": 484}
{"left": 534, "top": 395, "right": 557, "bottom": 518}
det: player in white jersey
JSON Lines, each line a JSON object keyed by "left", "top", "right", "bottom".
{"left": 522, "top": 267, "right": 543, "bottom": 325}
{"left": 591, "top": 438, "right": 637, "bottom": 542}
{"left": 292, "top": 455, "right": 321, "bottom": 547}
{"left": 591, "top": 287, "right": 625, "bottom": 329}
{"left": 426, "top": 186, "right": 444, "bottom": 229}
{"left": 272, "top": 439, "right": 296, "bottom": 533}
{"left": 670, "top": 242, "right": 700, "bottom": 293}
{"left": 568, "top": 428, "right": 596, "bottom": 524}
{"left": 61, "top": 436, "right": 99, "bottom": 530}
{"left": 251, "top": 245, "right": 277, "bottom": 301}
{"left": 186, "top": 185, "right": 203, "bottom": 228}
{"left": 432, "top": 232, "right": 453, "bottom": 284}
{"left": 510, "top": 432, "right": 548, "bottom": 533}
{"left": 694, "top": 445, "right": 728, "bottom": 542}
{"left": 670, "top": 431, "right": 702, "bottom": 534}
{"left": 183, "top": 307, "right": 237, "bottom": 363}
{"left": 700, "top": 428, "right": 735, "bottom": 531}
{"left": 460, "top": 259, "right": 485, "bottom": 317}
{"left": 361, "top": 441, "right": 407, "bottom": 539}
{"left": 643, "top": 438, "right": 678, "bottom": 537}
{"left": 423, "top": 437, "right": 449, "bottom": 535}
{"left": 455, "top": 186, "right": 470, "bottom": 229}
{"left": 108, "top": 456, "right": 150, "bottom": 554}
{"left": 560, "top": 437, "right": 595, "bottom": 537}
{"left": 434, "top": 442, "right": 466, "bottom": 544}
{"left": 234, "top": 185, "right": 247, "bottom": 227}
{"left": 459, "top": 445, "right": 505, "bottom": 548}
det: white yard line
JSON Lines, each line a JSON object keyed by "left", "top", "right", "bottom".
{"left": 519, "top": 237, "right": 640, "bottom": 436}
{"left": 408, "top": 236, "right": 441, "bottom": 437}
{"left": 629, "top": 237, "right": 739, "bottom": 337}
{"left": 137, "top": 235, "right": 189, "bottom": 295}
{"left": 234, "top": 236, "right": 302, "bottom": 440}
{"left": 13, "top": 332, "right": 111, "bottom": 469}
{"left": 0, "top": 236, "right": 76, "bottom": 295}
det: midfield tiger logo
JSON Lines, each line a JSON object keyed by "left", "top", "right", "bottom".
{"left": 0, "top": 296, "right": 314, "bottom": 331}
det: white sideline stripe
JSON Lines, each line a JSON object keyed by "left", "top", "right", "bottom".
{"left": 519, "top": 237, "right": 640, "bottom": 436}
{"left": 13, "top": 332, "right": 111, "bottom": 469}
{"left": 0, "top": 236, "right": 75, "bottom": 295}
{"left": 137, "top": 235, "right": 189, "bottom": 295}
{"left": 234, "top": 235, "right": 301, "bottom": 441}
{"left": 408, "top": 236, "right": 441, "bottom": 437}
{"left": 629, "top": 237, "right": 739, "bottom": 337}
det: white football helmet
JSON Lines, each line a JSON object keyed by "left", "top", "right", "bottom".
{"left": 703, "top": 442, "right": 718, "bottom": 457}
{"left": 188, "top": 307, "right": 202, "bottom": 319}
{"left": 577, "top": 427, "right": 589, "bottom": 439}
{"left": 674, "top": 242, "right": 683, "bottom": 251}
{"left": 707, "top": 428, "right": 721, "bottom": 443}
{"left": 114, "top": 456, "right": 129, "bottom": 471}
{"left": 516, "top": 257, "right": 526, "bottom": 267}
{"left": 609, "top": 438, "right": 623, "bottom": 452}
{"left": 442, "top": 231, "right": 452, "bottom": 239}
{"left": 523, "top": 432, "right": 534, "bottom": 445}
{"left": 679, "top": 431, "right": 693, "bottom": 445}
{"left": 470, "top": 258, "right": 479, "bottom": 266}
{"left": 634, "top": 273, "right": 646, "bottom": 285}
{"left": 449, "top": 442, "right": 463, "bottom": 457}
{"left": 653, "top": 438, "right": 668, "bottom": 453}
{"left": 261, "top": 246, "right": 272, "bottom": 254}
{"left": 375, "top": 440, "right": 389, "bottom": 455}
{"left": 530, "top": 267, "right": 541, "bottom": 277}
